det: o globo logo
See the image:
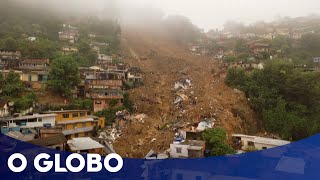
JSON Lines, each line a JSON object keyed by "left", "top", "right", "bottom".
{"left": 7, "top": 153, "right": 123, "bottom": 173}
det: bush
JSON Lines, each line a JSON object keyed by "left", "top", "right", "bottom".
{"left": 202, "top": 128, "right": 236, "bottom": 156}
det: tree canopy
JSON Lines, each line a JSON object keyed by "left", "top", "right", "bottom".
{"left": 226, "top": 60, "right": 320, "bottom": 140}
{"left": 47, "top": 56, "right": 80, "bottom": 97}
{"left": 202, "top": 128, "right": 236, "bottom": 156}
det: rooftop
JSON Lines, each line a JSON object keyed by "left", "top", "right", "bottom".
{"left": 56, "top": 118, "right": 96, "bottom": 125}
{"left": 44, "top": 110, "right": 88, "bottom": 113}
{"left": 4, "top": 114, "right": 56, "bottom": 121}
{"left": 20, "top": 58, "right": 49, "bottom": 64}
{"left": 232, "top": 134, "right": 290, "bottom": 146}
{"left": 28, "top": 134, "right": 66, "bottom": 147}
{"left": 6, "top": 131, "right": 35, "bottom": 142}
{"left": 67, "top": 137, "right": 104, "bottom": 151}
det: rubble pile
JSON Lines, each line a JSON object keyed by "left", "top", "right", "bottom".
{"left": 111, "top": 28, "right": 260, "bottom": 158}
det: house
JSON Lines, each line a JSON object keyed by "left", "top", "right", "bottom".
{"left": 177, "top": 120, "right": 214, "bottom": 141}
{"left": 313, "top": 57, "right": 320, "bottom": 63}
{"left": 0, "top": 50, "right": 22, "bottom": 70}
{"left": 90, "top": 41, "right": 108, "bottom": 47}
{"left": 97, "top": 54, "right": 113, "bottom": 65}
{"left": 88, "top": 34, "right": 96, "bottom": 38}
{"left": 19, "top": 58, "right": 49, "bottom": 85}
{"left": 27, "top": 37, "right": 37, "bottom": 42}
{"left": 89, "top": 89, "right": 124, "bottom": 112}
{"left": 225, "top": 61, "right": 264, "bottom": 71}
{"left": 62, "top": 47, "right": 78, "bottom": 55}
{"left": 38, "top": 126, "right": 63, "bottom": 138}
{"left": 232, "top": 134, "right": 290, "bottom": 150}
{"left": 67, "top": 137, "right": 105, "bottom": 154}
{"left": 0, "top": 100, "right": 10, "bottom": 118}
{"left": 28, "top": 133, "right": 67, "bottom": 150}
{"left": 80, "top": 70, "right": 125, "bottom": 112}
{"left": 249, "top": 43, "right": 271, "bottom": 54}
{"left": 44, "top": 110, "right": 99, "bottom": 139}
{"left": 127, "top": 67, "right": 142, "bottom": 81}
{"left": 170, "top": 140, "right": 205, "bottom": 158}
{"left": 58, "top": 30, "right": 79, "bottom": 44}
{"left": 0, "top": 114, "right": 56, "bottom": 130}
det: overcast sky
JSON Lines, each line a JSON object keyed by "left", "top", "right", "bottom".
{"left": 119, "top": 0, "right": 320, "bottom": 30}
{"left": 21, "top": 0, "right": 320, "bottom": 31}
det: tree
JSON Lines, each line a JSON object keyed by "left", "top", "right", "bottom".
{"left": 300, "top": 33, "right": 320, "bottom": 57}
{"left": 2, "top": 71, "right": 24, "bottom": 97}
{"left": 225, "top": 68, "right": 247, "bottom": 88}
{"left": 235, "top": 39, "right": 249, "bottom": 54}
{"left": 48, "top": 56, "right": 80, "bottom": 97}
{"left": 2, "top": 37, "right": 18, "bottom": 50}
{"left": 225, "top": 60, "right": 320, "bottom": 141}
{"left": 202, "top": 128, "right": 236, "bottom": 156}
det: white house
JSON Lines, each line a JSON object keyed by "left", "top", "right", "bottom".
{"left": 3, "top": 114, "right": 56, "bottom": 128}
{"left": 97, "top": 54, "right": 113, "bottom": 64}
{"left": 170, "top": 140, "right": 205, "bottom": 158}
{"left": 232, "top": 134, "right": 290, "bottom": 150}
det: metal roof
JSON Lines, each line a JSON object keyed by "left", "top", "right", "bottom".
{"left": 67, "top": 137, "right": 104, "bottom": 151}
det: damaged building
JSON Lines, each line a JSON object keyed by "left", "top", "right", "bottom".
{"left": 79, "top": 68, "right": 125, "bottom": 112}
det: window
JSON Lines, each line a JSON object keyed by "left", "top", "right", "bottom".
{"left": 62, "top": 114, "right": 69, "bottom": 118}
{"left": 82, "top": 122, "right": 86, "bottom": 127}
{"left": 73, "top": 124, "right": 77, "bottom": 129}
{"left": 38, "top": 118, "right": 42, "bottom": 122}
{"left": 262, "top": 147, "right": 267, "bottom": 150}
{"left": 176, "top": 147, "right": 182, "bottom": 153}
{"left": 75, "top": 133, "right": 78, "bottom": 138}
{"left": 28, "top": 118, "right": 36, "bottom": 122}
{"left": 248, "top": 141, "right": 254, "bottom": 146}
{"left": 80, "top": 112, "right": 86, "bottom": 117}
{"left": 72, "top": 113, "right": 79, "bottom": 118}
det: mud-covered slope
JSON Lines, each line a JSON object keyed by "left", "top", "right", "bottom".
{"left": 113, "top": 27, "right": 260, "bottom": 158}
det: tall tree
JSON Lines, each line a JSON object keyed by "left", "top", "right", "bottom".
{"left": 48, "top": 56, "right": 80, "bottom": 97}
{"left": 202, "top": 128, "right": 235, "bottom": 156}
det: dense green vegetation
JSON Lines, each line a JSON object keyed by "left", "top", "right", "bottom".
{"left": 0, "top": 0, "right": 121, "bottom": 61}
{"left": 0, "top": 71, "right": 36, "bottom": 112}
{"left": 226, "top": 60, "right": 320, "bottom": 140}
{"left": 47, "top": 56, "right": 81, "bottom": 97}
{"left": 202, "top": 128, "right": 236, "bottom": 156}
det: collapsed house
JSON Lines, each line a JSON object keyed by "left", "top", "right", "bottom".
{"left": 169, "top": 119, "right": 213, "bottom": 158}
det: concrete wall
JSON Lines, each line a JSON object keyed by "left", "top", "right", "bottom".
{"left": 8, "top": 116, "right": 55, "bottom": 128}
{"left": 170, "top": 143, "right": 189, "bottom": 158}
{"left": 254, "top": 143, "right": 277, "bottom": 150}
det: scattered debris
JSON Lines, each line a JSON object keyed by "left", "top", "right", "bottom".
{"left": 174, "top": 78, "right": 192, "bottom": 90}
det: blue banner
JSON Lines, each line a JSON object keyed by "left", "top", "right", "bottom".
{"left": 1, "top": 133, "right": 320, "bottom": 180}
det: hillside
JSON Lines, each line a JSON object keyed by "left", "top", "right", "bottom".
{"left": 112, "top": 27, "right": 260, "bottom": 157}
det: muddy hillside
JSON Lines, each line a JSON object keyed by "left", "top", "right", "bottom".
{"left": 112, "top": 27, "right": 260, "bottom": 158}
